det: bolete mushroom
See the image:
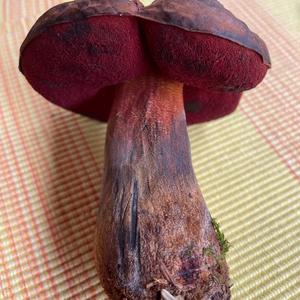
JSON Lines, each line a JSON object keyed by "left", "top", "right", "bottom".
{"left": 19, "top": 0, "right": 271, "bottom": 299}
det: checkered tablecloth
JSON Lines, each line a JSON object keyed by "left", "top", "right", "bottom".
{"left": 1, "top": 1, "right": 300, "bottom": 299}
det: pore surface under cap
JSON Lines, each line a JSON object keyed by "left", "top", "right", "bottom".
{"left": 20, "top": 0, "right": 270, "bottom": 125}
{"left": 21, "top": 16, "right": 148, "bottom": 112}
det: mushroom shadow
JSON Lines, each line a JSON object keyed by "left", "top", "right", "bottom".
{"left": 45, "top": 111, "right": 107, "bottom": 298}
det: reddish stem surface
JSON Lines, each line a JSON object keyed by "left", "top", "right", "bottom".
{"left": 95, "top": 75, "right": 230, "bottom": 300}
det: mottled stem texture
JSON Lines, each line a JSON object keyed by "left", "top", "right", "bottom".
{"left": 95, "top": 75, "right": 230, "bottom": 300}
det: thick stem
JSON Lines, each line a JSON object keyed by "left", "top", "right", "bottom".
{"left": 95, "top": 75, "right": 230, "bottom": 300}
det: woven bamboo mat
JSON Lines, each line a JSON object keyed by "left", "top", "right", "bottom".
{"left": 1, "top": 1, "right": 300, "bottom": 299}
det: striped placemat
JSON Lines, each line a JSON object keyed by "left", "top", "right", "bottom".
{"left": 1, "top": 1, "right": 299, "bottom": 299}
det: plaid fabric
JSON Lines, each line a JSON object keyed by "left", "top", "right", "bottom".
{"left": 1, "top": 1, "right": 299, "bottom": 299}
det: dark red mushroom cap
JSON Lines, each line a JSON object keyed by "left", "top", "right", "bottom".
{"left": 19, "top": 0, "right": 271, "bottom": 125}
{"left": 140, "top": 0, "right": 271, "bottom": 124}
{"left": 19, "top": 0, "right": 149, "bottom": 122}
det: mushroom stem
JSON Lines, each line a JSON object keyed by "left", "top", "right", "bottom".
{"left": 95, "top": 75, "right": 230, "bottom": 300}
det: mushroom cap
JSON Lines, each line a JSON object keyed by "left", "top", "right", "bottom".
{"left": 184, "top": 86, "right": 242, "bottom": 124}
{"left": 20, "top": 0, "right": 149, "bottom": 121}
{"left": 19, "top": 0, "right": 270, "bottom": 125}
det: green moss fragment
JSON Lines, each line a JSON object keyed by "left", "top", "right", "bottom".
{"left": 211, "top": 218, "right": 230, "bottom": 256}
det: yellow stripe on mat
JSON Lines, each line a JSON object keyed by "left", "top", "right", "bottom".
{"left": 188, "top": 111, "right": 300, "bottom": 300}
{"left": 256, "top": 0, "right": 300, "bottom": 37}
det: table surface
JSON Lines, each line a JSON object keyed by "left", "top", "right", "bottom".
{"left": 1, "top": 0, "right": 300, "bottom": 299}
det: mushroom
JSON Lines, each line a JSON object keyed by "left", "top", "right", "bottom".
{"left": 19, "top": 0, "right": 271, "bottom": 299}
